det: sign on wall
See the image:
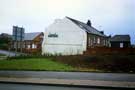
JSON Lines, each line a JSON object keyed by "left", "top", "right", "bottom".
{"left": 48, "top": 33, "right": 58, "bottom": 38}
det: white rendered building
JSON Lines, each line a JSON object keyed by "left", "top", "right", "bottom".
{"left": 42, "top": 17, "right": 108, "bottom": 55}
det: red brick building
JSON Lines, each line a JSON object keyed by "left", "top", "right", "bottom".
{"left": 11, "top": 32, "right": 44, "bottom": 54}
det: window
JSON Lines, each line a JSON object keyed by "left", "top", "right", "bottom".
{"left": 97, "top": 38, "right": 100, "bottom": 44}
{"left": 106, "top": 40, "right": 108, "bottom": 46}
{"left": 34, "top": 45, "right": 37, "bottom": 48}
{"left": 94, "top": 37, "right": 96, "bottom": 43}
{"left": 103, "top": 40, "right": 106, "bottom": 46}
{"left": 91, "top": 40, "right": 93, "bottom": 46}
{"left": 14, "top": 42, "right": 17, "bottom": 48}
{"left": 27, "top": 45, "right": 31, "bottom": 49}
{"left": 88, "top": 37, "right": 91, "bottom": 46}
{"left": 32, "top": 44, "right": 34, "bottom": 49}
{"left": 18, "top": 42, "right": 20, "bottom": 48}
{"left": 32, "top": 44, "right": 37, "bottom": 49}
{"left": 120, "top": 43, "right": 123, "bottom": 48}
{"left": 23, "top": 43, "right": 25, "bottom": 48}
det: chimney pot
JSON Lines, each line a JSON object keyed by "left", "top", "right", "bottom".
{"left": 87, "top": 20, "right": 91, "bottom": 27}
{"left": 100, "top": 31, "right": 104, "bottom": 34}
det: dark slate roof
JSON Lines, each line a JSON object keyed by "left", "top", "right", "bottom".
{"left": 110, "top": 35, "right": 130, "bottom": 42}
{"left": 66, "top": 17, "right": 107, "bottom": 37}
{"left": 24, "top": 32, "right": 42, "bottom": 40}
{"left": 0, "top": 33, "right": 12, "bottom": 38}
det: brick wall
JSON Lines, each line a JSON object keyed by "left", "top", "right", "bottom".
{"left": 84, "top": 47, "right": 135, "bottom": 55}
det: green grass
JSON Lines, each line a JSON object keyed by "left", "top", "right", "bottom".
{"left": 0, "top": 58, "right": 75, "bottom": 71}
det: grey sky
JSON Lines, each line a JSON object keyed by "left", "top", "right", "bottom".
{"left": 0, "top": 0, "right": 135, "bottom": 44}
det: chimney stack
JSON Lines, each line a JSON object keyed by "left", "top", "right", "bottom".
{"left": 87, "top": 20, "right": 91, "bottom": 27}
{"left": 100, "top": 31, "right": 104, "bottom": 34}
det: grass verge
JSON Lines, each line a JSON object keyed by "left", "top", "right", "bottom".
{"left": 0, "top": 58, "right": 75, "bottom": 71}
{"left": 0, "top": 55, "right": 135, "bottom": 73}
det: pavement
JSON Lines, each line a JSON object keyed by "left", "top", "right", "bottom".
{"left": 0, "top": 77, "right": 135, "bottom": 89}
{"left": 0, "top": 71, "right": 135, "bottom": 89}
{"left": 0, "top": 71, "right": 135, "bottom": 82}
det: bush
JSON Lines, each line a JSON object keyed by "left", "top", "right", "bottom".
{"left": 52, "top": 55, "right": 135, "bottom": 73}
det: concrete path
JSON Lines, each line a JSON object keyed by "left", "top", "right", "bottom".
{"left": 0, "top": 77, "right": 135, "bottom": 89}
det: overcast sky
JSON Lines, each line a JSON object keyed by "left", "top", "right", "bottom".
{"left": 0, "top": 0, "right": 135, "bottom": 44}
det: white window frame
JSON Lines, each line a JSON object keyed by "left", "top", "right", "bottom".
{"left": 94, "top": 37, "right": 96, "bottom": 43}
{"left": 34, "top": 44, "right": 37, "bottom": 49}
{"left": 32, "top": 44, "right": 35, "bottom": 49}
{"left": 97, "top": 38, "right": 100, "bottom": 44}
{"left": 27, "top": 45, "right": 31, "bottom": 49}
{"left": 32, "top": 44, "right": 37, "bottom": 49}
{"left": 120, "top": 43, "right": 124, "bottom": 48}
{"left": 88, "top": 37, "right": 91, "bottom": 46}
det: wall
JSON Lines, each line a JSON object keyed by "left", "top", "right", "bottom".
{"left": 84, "top": 47, "right": 135, "bottom": 55}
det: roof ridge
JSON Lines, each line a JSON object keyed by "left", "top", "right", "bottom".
{"left": 25, "top": 32, "right": 42, "bottom": 34}
{"left": 66, "top": 16, "right": 106, "bottom": 37}
{"left": 110, "top": 35, "right": 130, "bottom": 42}
{"left": 66, "top": 16, "right": 86, "bottom": 25}
{"left": 24, "top": 32, "right": 42, "bottom": 40}
{"left": 114, "top": 34, "right": 130, "bottom": 36}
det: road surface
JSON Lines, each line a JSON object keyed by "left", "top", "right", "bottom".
{"left": 0, "top": 71, "right": 135, "bottom": 82}
{"left": 0, "top": 83, "right": 118, "bottom": 90}
{"left": 0, "top": 49, "right": 24, "bottom": 57}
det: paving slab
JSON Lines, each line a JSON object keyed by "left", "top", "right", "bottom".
{"left": 0, "top": 77, "right": 135, "bottom": 89}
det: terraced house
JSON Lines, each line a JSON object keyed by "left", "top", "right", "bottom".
{"left": 42, "top": 17, "right": 109, "bottom": 55}
{"left": 67, "top": 17, "right": 109, "bottom": 48}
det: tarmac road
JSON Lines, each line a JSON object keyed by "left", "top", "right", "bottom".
{"left": 0, "top": 83, "right": 119, "bottom": 90}
{"left": 0, "top": 71, "right": 135, "bottom": 82}
{"left": 0, "top": 50, "right": 20, "bottom": 56}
